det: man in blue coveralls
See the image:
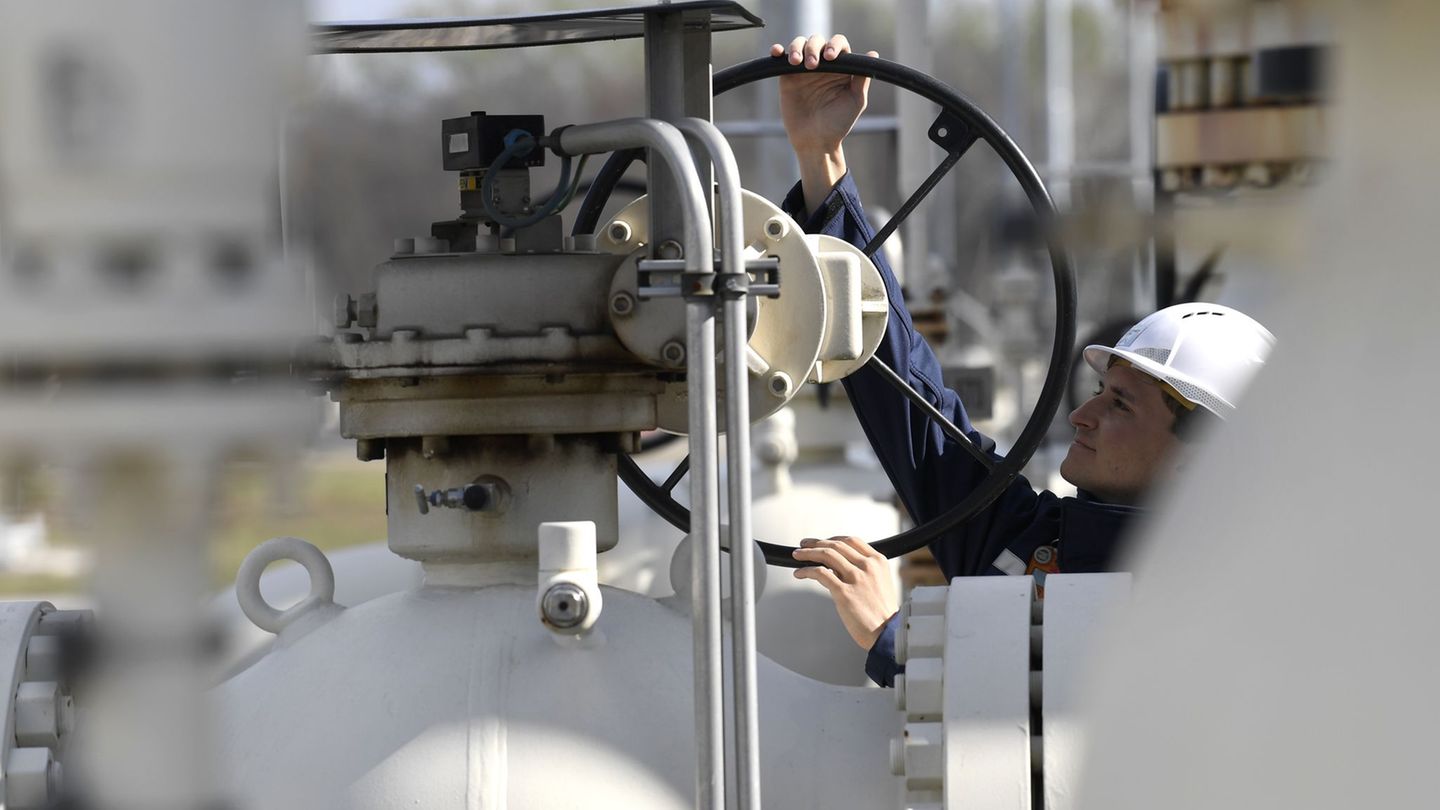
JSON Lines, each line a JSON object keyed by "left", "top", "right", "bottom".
{"left": 772, "top": 35, "right": 1276, "bottom": 687}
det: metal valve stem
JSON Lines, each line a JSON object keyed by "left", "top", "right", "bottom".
{"left": 413, "top": 481, "right": 505, "bottom": 515}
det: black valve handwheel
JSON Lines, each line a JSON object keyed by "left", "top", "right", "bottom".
{"left": 578, "top": 53, "right": 1076, "bottom": 569}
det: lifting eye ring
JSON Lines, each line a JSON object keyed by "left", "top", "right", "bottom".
{"left": 236, "top": 537, "right": 340, "bottom": 635}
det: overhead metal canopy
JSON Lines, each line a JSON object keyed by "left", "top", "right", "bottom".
{"left": 312, "top": 1, "right": 764, "bottom": 54}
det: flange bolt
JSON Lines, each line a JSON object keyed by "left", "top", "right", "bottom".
{"left": 332, "top": 294, "right": 356, "bottom": 328}
{"left": 610, "top": 291, "right": 636, "bottom": 317}
{"left": 661, "top": 340, "right": 686, "bottom": 368}
{"left": 606, "top": 220, "right": 633, "bottom": 245}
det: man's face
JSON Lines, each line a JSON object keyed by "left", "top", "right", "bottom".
{"left": 1059, "top": 362, "right": 1183, "bottom": 505}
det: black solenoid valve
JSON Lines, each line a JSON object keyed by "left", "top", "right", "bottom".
{"left": 441, "top": 111, "right": 546, "bottom": 172}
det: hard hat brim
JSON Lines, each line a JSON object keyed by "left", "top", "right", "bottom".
{"left": 1083, "top": 344, "right": 1235, "bottom": 417}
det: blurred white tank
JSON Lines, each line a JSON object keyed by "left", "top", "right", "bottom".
{"left": 214, "top": 573, "right": 898, "bottom": 809}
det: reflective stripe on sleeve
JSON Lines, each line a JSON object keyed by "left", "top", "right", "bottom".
{"left": 990, "top": 548, "right": 1027, "bottom": 576}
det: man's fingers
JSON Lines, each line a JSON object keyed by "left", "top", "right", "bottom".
{"left": 838, "top": 535, "right": 886, "bottom": 560}
{"left": 866, "top": 50, "right": 880, "bottom": 58}
{"left": 792, "top": 547, "right": 857, "bottom": 581}
{"left": 770, "top": 42, "right": 785, "bottom": 58}
{"left": 804, "top": 34, "right": 827, "bottom": 68}
{"left": 817, "top": 536, "right": 871, "bottom": 567}
{"left": 786, "top": 36, "right": 808, "bottom": 65}
{"left": 793, "top": 565, "right": 844, "bottom": 594}
{"left": 825, "top": 34, "right": 852, "bottom": 60}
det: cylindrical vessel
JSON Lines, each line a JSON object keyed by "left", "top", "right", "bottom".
{"left": 215, "top": 581, "right": 898, "bottom": 809}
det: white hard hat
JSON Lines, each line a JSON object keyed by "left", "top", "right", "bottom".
{"left": 1084, "top": 303, "right": 1275, "bottom": 418}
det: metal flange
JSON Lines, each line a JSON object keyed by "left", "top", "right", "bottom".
{"left": 0, "top": 602, "right": 89, "bottom": 810}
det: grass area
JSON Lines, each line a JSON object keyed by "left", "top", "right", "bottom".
{"left": 0, "top": 454, "right": 390, "bottom": 598}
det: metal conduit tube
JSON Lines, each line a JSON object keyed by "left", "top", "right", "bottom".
{"left": 555, "top": 120, "right": 713, "bottom": 272}
{"left": 556, "top": 118, "right": 725, "bottom": 809}
{"left": 677, "top": 118, "right": 761, "bottom": 810}
{"left": 683, "top": 298, "right": 724, "bottom": 810}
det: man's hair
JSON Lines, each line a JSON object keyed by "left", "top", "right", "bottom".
{"left": 1108, "top": 356, "right": 1217, "bottom": 440}
{"left": 1161, "top": 393, "right": 1217, "bottom": 441}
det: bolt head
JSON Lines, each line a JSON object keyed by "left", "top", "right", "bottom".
{"left": 607, "top": 221, "right": 633, "bottom": 244}
{"left": 610, "top": 291, "right": 636, "bottom": 316}
{"left": 356, "top": 293, "right": 379, "bottom": 328}
{"left": 657, "top": 240, "right": 684, "bottom": 260}
{"left": 660, "top": 340, "right": 686, "bottom": 367}
{"left": 541, "top": 583, "right": 589, "bottom": 630}
{"left": 763, "top": 217, "right": 789, "bottom": 241}
{"left": 332, "top": 294, "right": 356, "bottom": 328}
{"left": 766, "top": 371, "right": 793, "bottom": 398}
{"left": 356, "top": 438, "right": 386, "bottom": 462}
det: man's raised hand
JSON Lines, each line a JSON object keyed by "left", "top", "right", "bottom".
{"left": 769, "top": 34, "right": 879, "bottom": 215}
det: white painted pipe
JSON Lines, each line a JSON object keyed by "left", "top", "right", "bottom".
{"left": 556, "top": 117, "right": 723, "bottom": 805}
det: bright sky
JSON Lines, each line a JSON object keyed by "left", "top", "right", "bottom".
{"left": 310, "top": 0, "right": 412, "bottom": 22}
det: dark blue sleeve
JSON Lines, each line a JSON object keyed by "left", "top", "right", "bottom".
{"left": 864, "top": 612, "right": 903, "bottom": 688}
{"left": 782, "top": 174, "right": 1047, "bottom": 578}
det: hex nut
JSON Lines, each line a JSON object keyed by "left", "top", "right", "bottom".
{"left": 766, "top": 371, "right": 793, "bottom": 399}
{"left": 332, "top": 294, "right": 356, "bottom": 328}
{"left": 356, "top": 292, "right": 378, "bottom": 328}
{"left": 355, "top": 438, "right": 386, "bottom": 462}
{"left": 14, "top": 682, "right": 62, "bottom": 748}
{"left": 606, "top": 221, "right": 633, "bottom": 245}
{"left": 5, "top": 747, "right": 55, "bottom": 808}
{"left": 660, "top": 340, "right": 687, "bottom": 367}
{"left": 23, "top": 636, "right": 61, "bottom": 682}
{"left": 610, "top": 291, "right": 636, "bottom": 317}
{"left": 415, "top": 236, "right": 450, "bottom": 254}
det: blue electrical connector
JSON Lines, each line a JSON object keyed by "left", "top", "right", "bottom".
{"left": 481, "top": 129, "right": 584, "bottom": 230}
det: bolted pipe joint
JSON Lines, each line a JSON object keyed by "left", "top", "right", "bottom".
{"left": 537, "top": 521, "right": 602, "bottom": 637}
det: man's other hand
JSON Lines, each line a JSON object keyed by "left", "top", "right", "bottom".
{"left": 792, "top": 535, "right": 899, "bottom": 651}
{"left": 769, "top": 35, "right": 879, "bottom": 215}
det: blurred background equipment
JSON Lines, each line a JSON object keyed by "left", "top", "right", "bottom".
{"left": 0, "top": 2, "right": 314, "bottom": 807}
{"left": 0, "top": 1, "right": 1373, "bottom": 809}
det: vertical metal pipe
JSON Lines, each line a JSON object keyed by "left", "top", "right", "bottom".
{"left": 558, "top": 113, "right": 721, "bottom": 809}
{"left": 645, "top": 10, "right": 691, "bottom": 254}
{"left": 1045, "top": 0, "right": 1076, "bottom": 208}
{"left": 678, "top": 118, "right": 761, "bottom": 810}
{"left": 1128, "top": 0, "right": 1159, "bottom": 313}
{"left": 685, "top": 296, "right": 724, "bottom": 810}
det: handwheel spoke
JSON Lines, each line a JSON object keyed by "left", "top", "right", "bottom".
{"left": 862, "top": 150, "right": 965, "bottom": 259}
{"left": 661, "top": 454, "right": 691, "bottom": 494}
{"left": 866, "top": 357, "right": 996, "bottom": 471}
